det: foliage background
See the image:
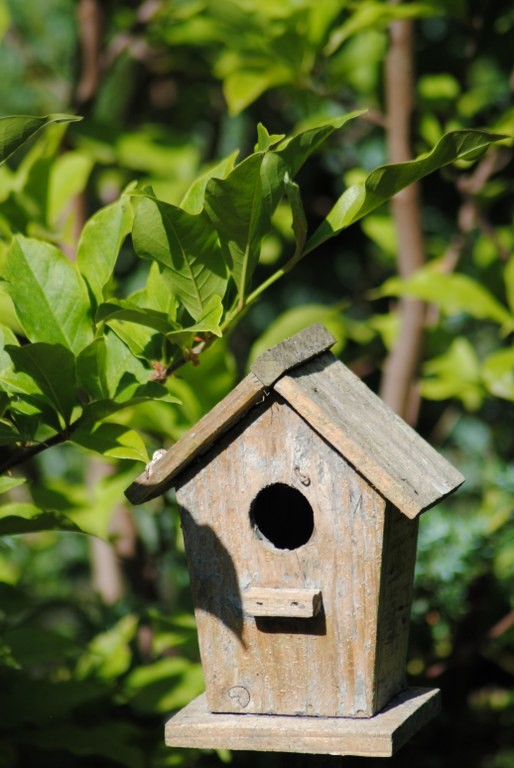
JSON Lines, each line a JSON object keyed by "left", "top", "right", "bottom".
{"left": 0, "top": 1, "right": 513, "bottom": 766}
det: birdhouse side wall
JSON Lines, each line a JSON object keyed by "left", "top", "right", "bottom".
{"left": 176, "top": 395, "right": 390, "bottom": 718}
{"left": 373, "top": 505, "right": 419, "bottom": 711}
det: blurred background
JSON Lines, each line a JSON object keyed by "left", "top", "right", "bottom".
{"left": 0, "top": 1, "right": 513, "bottom": 766}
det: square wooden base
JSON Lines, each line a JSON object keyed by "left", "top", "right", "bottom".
{"left": 165, "top": 687, "right": 441, "bottom": 757}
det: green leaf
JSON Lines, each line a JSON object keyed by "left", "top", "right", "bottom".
{"left": 0, "top": 420, "right": 23, "bottom": 445}
{"left": 0, "top": 324, "right": 19, "bottom": 369}
{"left": 98, "top": 331, "right": 151, "bottom": 397}
{"left": 505, "top": 257, "right": 514, "bottom": 315}
{"left": 49, "top": 151, "right": 93, "bottom": 228}
{"left": 325, "top": 2, "right": 440, "bottom": 56}
{"left": 180, "top": 151, "right": 239, "bottom": 214}
{"left": 76, "top": 614, "right": 138, "bottom": 681}
{"left": 97, "top": 300, "right": 174, "bottom": 335}
{"left": 223, "top": 65, "right": 292, "bottom": 116}
{"left": 0, "top": 503, "right": 83, "bottom": 536}
{"left": 0, "top": 476, "right": 26, "bottom": 495}
{"left": 482, "top": 347, "right": 514, "bottom": 401}
{"left": 0, "top": 114, "right": 82, "bottom": 167}
{"left": 256, "top": 123, "right": 286, "bottom": 152}
{"left": 79, "top": 383, "right": 179, "bottom": 428}
{"left": 76, "top": 329, "right": 174, "bottom": 421}
{"left": 421, "top": 338, "right": 483, "bottom": 410}
{"left": 76, "top": 338, "right": 109, "bottom": 401}
{"left": 143, "top": 261, "right": 179, "bottom": 317}
{"left": 248, "top": 304, "right": 347, "bottom": 366}
{"left": 378, "top": 267, "right": 514, "bottom": 332}
{"left": 71, "top": 423, "right": 149, "bottom": 462}
{"left": 205, "top": 152, "right": 286, "bottom": 305}
{"left": 274, "top": 111, "right": 365, "bottom": 178}
{"left": 132, "top": 195, "right": 228, "bottom": 321}
{"left": 77, "top": 195, "right": 134, "bottom": 309}
{"left": 306, "top": 130, "right": 508, "bottom": 253}
{"left": 3, "top": 236, "right": 93, "bottom": 353}
{"left": 166, "top": 295, "right": 224, "bottom": 343}
{"left": 284, "top": 174, "right": 307, "bottom": 261}
{"left": 105, "top": 320, "right": 160, "bottom": 361}
{"left": 6, "top": 343, "right": 77, "bottom": 426}
{"left": 125, "top": 656, "right": 204, "bottom": 715}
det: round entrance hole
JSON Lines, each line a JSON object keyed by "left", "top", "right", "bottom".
{"left": 250, "top": 483, "right": 314, "bottom": 550}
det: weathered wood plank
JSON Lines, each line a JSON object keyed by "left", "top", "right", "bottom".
{"left": 374, "top": 505, "right": 419, "bottom": 712}
{"left": 243, "top": 587, "right": 323, "bottom": 618}
{"left": 275, "top": 353, "right": 465, "bottom": 518}
{"left": 250, "top": 323, "right": 335, "bottom": 387}
{"left": 125, "top": 372, "right": 265, "bottom": 504}
{"left": 165, "top": 687, "right": 441, "bottom": 757}
{"left": 177, "top": 397, "right": 387, "bottom": 717}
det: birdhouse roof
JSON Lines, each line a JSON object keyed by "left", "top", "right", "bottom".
{"left": 125, "top": 324, "right": 464, "bottom": 518}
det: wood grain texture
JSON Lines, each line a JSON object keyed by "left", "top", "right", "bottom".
{"left": 374, "top": 505, "right": 419, "bottom": 712}
{"left": 177, "top": 396, "right": 391, "bottom": 717}
{"left": 125, "top": 372, "right": 265, "bottom": 504}
{"left": 275, "top": 353, "right": 464, "bottom": 518}
{"left": 250, "top": 323, "right": 335, "bottom": 386}
{"left": 243, "top": 587, "right": 323, "bottom": 618}
{"left": 165, "top": 687, "right": 441, "bottom": 756}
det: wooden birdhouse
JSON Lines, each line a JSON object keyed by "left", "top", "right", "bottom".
{"left": 125, "top": 324, "right": 464, "bottom": 757}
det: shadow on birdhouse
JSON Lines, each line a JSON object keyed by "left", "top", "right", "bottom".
{"left": 125, "top": 324, "right": 464, "bottom": 757}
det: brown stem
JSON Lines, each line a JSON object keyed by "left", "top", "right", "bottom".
{"left": 0, "top": 337, "right": 212, "bottom": 475}
{"left": 0, "top": 426, "right": 77, "bottom": 475}
{"left": 379, "top": 11, "right": 426, "bottom": 421}
{"left": 75, "top": 0, "right": 104, "bottom": 108}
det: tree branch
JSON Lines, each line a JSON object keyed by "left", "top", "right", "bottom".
{"left": 75, "top": 0, "right": 104, "bottom": 109}
{"left": 379, "top": 10, "right": 426, "bottom": 422}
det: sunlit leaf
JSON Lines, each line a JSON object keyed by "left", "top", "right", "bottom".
{"left": 255, "top": 123, "right": 286, "bottom": 152}
{"left": 0, "top": 475, "right": 26, "bottom": 495}
{"left": 132, "top": 195, "right": 228, "bottom": 321}
{"left": 223, "top": 66, "right": 292, "bottom": 116}
{"left": 378, "top": 266, "right": 514, "bottom": 331}
{"left": 306, "top": 130, "right": 507, "bottom": 253}
{"left": 180, "top": 151, "right": 239, "bottom": 214}
{"left": 97, "top": 300, "right": 174, "bottom": 335}
{"left": 72, "top": 423, "right": 149, "bottom": 462}
{"left": 274, "top": 111, "right": 365, "bottom": 178}
{"left": 421, "top": 338, "right": 483, "bottom": 410}
{"left": 482, "top": 347, "right": 514, "bottom": 401}
{"left": 6, "top": 343, "right": 77, "bottom": 426}
{"left": 142, "top": 261, "right": 179, "bottom": 317}
{"left": 76, "top": 615, "right": 138, "bottom": 681}
{"left": 248, "top": 304, "right": 347, "bottom": 366}
{"left": 49, "top": 151, "right": 93, "bottom": 229}
{"left": 205, "top": 152, "right": 286, "bottom": 305}
{"left": 125, "top": 656, "right": 204, "bottom": 715}
{"left": 0, "top": 113, "right": 81, "bottom": 167}
{"left": 166, "top": 295, "right": 224, "bottom": 343}
{"left": 0, "top": 504, "right": 83, "bottom": 536}
{"left": 77, "top": 194, "right": 134, "bottom": 310}
{"left": 325, "top": 2, "right": 439, "bottom": 56}
{"left": 3, "top": 236, "right": 93, "bottom": 353}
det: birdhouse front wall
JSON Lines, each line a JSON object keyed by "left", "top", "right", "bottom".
{"left": 175, "top": 395, "right": 416, "bottom": 718}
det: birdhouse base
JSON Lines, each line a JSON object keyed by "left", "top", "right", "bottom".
{"left": 165, "top": 687, "right": 440, "bottom": 757}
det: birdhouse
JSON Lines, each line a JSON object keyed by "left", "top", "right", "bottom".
{"left": 125, "top": 324, "right": 464, "bottom": 757}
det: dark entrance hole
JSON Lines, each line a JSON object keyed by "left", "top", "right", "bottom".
{"left": 250, "top": 483, "right": 314, "bottom": 550}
